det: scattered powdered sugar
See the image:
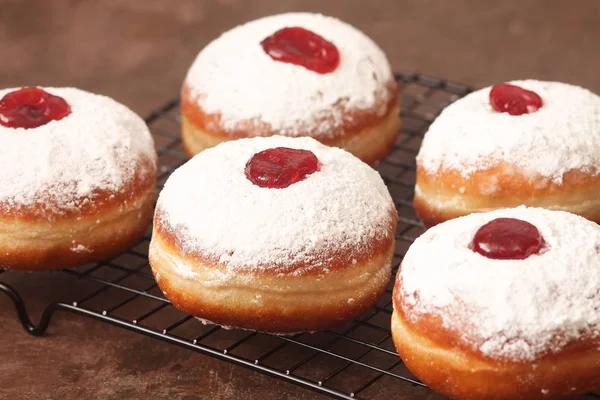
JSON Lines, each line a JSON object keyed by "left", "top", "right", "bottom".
{"left": 399, "top": 206, "right": 600, "bottom": 362}
{"left": 184, "top": 12, "right": 394, "bottom": 138}
{"left": 155, "top": 136, "right": 395, "bottom": 273}
{"left": 194, "top": 317, "right": 314, "bottom": 336}
{"left": 0, "top": 87, "right": 157, "bottom": 215}
{"left": 417, "top": 80, "right": 600, "bottom": 184}
{"left": 70, "top": 243, "right": 92, "bottom": 253}
{"left": 195, "top": 317, "right": 231, "bottom": 330}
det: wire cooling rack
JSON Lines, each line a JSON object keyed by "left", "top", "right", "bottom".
{"left": 1, "top": 73, "right": 599, "bottom": 400}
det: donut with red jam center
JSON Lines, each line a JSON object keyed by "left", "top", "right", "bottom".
{"left": 149, "top": 136, "right": 398, "bottom": 333}
{"left": 392, "top": 207, "right": 600, "bottom": 400}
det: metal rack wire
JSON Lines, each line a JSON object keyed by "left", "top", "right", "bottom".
{"left": 1, "top": 73, "right": 598, "bottom": 400}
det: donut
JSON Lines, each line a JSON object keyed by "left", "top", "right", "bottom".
{"left": 180, "top": 12, "right": 399, "bottom": 165}
{"left": 149, "top": 136, "right": 397, "bottom": 333}
{"left": 392, "top": 206, "right": 600, "bottom": 400}
{"left": 0, "top": 87, "right": 157, "bottom": 271}
{"left": 414, "top": 80, "right": 600, "bottom": 227}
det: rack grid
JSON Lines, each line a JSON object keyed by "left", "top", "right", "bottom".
{"left": 2, "top": 73, "right": 598, "bottom": 400}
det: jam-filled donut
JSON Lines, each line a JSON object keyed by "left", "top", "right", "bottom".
{"left": 0, "top": 87, "right": 157, "bottom": 270}
{"left": 392, "top": 206, "right": 600, "bottom": 400}
{"left": 181, "top": 12, "right": 399, "bottom": 164}
{"left": 415, "top": 80, "right": 600, "bottom": 227}
{"left": 149, "top": 136, "right": 397, "bottom": 333}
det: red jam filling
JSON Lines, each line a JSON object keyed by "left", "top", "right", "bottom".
{"left": 489, "top": 83, "right": 543, "bottom": 116}
{"left": 260, "top": 27, "right": 340, "bottom": 74}
{"left": 469, "top": 218, "right": 545, "bottom": 260}
{"left": 0, "top": 87, "right": 71, "bottom": 129}
{"left": 245, "top": 147, "right": 320, "bottom": 189}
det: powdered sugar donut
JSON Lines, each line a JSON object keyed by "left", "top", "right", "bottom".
{"left": 392, "top": 206, "right": 600, "bottom": 400}
{"left": 149, "top": 136, "right": 397, "bottom": 333}
{"left": 0, "top": 87, "right": 157, "bottom": 270}
{"left": 414, "top": 80, "right": 600, "bottom": 227}
{"left": 181, "top": 12, "right": 399, "bottom": 164}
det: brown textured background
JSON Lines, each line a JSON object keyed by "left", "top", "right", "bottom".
{"left": 1, "top": 1, "right": 599, "bottom": 399}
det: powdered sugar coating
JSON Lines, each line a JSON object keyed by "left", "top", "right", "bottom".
{"left": 417, "top": 80, "right": 600, "bottom": 184}
{"left": 184, "top": 12, "right": 394, "bottom": 139}
{"left": 399, "top": 206, "right": 600, "bottom": 362}
{"left": 0, "top": 87, "right": 157, "bottom": 216}
{"left": 155, "top": 136, "right": 396, "bottom": 273}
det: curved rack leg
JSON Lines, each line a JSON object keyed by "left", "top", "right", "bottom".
{"left": 0, "top": 281, "right": 62, "bottom": 336}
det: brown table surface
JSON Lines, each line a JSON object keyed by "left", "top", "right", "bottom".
{"left": 1, "top": 1, "right": 600, "bottom": 399}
